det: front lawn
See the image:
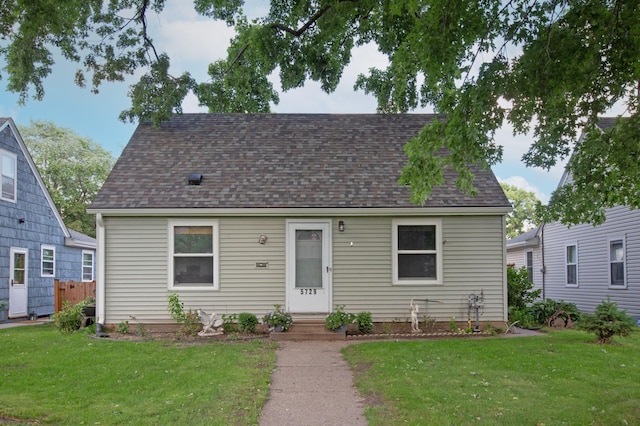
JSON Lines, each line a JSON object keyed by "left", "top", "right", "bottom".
{"left": 343, "top": 330, "right": 640, "bottom": 425}
{"left": 0, "top": 324, "right": 276, "bottom": 425}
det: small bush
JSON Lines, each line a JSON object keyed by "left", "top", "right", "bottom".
{"left": 354, "top": 311, "right": 374, "bottom": 334}
{"left": 577, "top": 298, "right": 637, "bottom": 344}
{"left": 167, "top": 293, "right": 185, "bottom": 323}
{"left": 238, "top": 312, "right": 258, "bottom": 333}
{"left": 116, "top": 321, "right": 130, "bottom": 334}
{"left": 222, "top": 313, "right": 239, "bottom": 332}
{"left": 180, "top": 310, "right": 202, "bottom": 336}
{"left": 508, "top": 306, "right": 540, "bottom": 329}
{"left": 54, "top": 301, "right": 84, "bottom": 333}
{"left": 508, "top": 266, "right": 541, "bottom": 311}
{"left": 530, "top": 299, "right": 580, "bottom": 326}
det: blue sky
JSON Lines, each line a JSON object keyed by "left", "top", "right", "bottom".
{"left": 0, "top": 1, "right": 566, "bottom": 203}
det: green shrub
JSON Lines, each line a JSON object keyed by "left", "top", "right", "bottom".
{"left": 238, "top": 312, "right": 259, "bottom": 333}
{"left": 530, "top": 299, "right": 580, "bottom": 326}
{"left": 325, "top": 305, "right": 354, "bottom": 331}
{"left": 508, "top": 266, "right": 541, "bottom": 311}
{"left": 54, "top": 301, "right": 84, "bottom": 333}
{"left": 262, "top": 305, "right": 293, "bottom": 331}
{"left": 577, "top": 298, "right": 637, "bottom": 344}
{"left": 180, "top": 310, "right": 202, "bottom": 336}
{"left": 222, "top": 313, "right": 239, "bottom": 332}
{"left": 167, "top": 293, "right": 186, "bottom": 323}
{"left": 116, "top": 320, "right": 130, "bottom": 334}
{"left": 508, "top": 306, "right": 539, "bottom": 329}
{"left": 354, "top": 311, "right": 374, "bottom": 334}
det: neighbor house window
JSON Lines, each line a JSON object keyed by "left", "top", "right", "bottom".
{"left": 41, "top": 245, "right": 55, "bottom": 277}
{"left": 168, "top": 220, "right": 218, "bottom": 290}
{"left": 1, "top": 150, "right": 17, "bottom": 202}
{"left": 565, "top": 243, "right": 577, "bottom": 286}
{"left": 82, "top": 250, "right": 94, "bottom": 281}
{"left": 392, "top": 219, "right": 442, "bottom": 285}
{"left": 609, "top": 238, "right": 626, "bottom": 288}
{"left": 525, "top": 250, "right": 534, "bottom": 283}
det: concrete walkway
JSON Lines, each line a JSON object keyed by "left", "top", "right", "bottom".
{"left": 259, "top": 340, "right": 367, "bottom": 426}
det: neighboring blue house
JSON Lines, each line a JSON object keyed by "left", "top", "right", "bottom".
{"left": 0, "top": 118, "right": 96, "bottom": 320}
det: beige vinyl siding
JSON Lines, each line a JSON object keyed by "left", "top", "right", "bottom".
{"left": 104, "top": 217, "right": 286, "bottom": 324}
{"left": 543, "top": 205, "right": 640, "bottom": 317}
{"left": 332, "top": 216, "right": 506, "bottom": 322}
{"left": 103, "top": 215, "right": 507, "bottom": 324}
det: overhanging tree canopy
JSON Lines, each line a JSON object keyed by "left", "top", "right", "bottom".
{"left": 2, "top": 0, "right": 638, "bottom": 225}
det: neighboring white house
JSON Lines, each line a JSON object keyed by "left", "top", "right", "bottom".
{"left": 507, "top": 119, "right": 640, "bottom": 317}
{"left": 88, "top": 114, "right": 512, "bottom": 328}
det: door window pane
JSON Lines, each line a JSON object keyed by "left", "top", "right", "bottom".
{"left": 295, "top": 230, "right": 322, "bottom": 288}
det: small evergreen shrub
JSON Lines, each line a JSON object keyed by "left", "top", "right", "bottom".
{"left": 577, "top": 298, "right": 637, "bottom": 344}
{"left": 238, "top": 312, "right": 258, "bottom": 333}
{"left": 354, "top": 311, "right": 374, "bottom": 334}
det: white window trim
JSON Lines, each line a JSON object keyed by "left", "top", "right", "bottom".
{"left": 565, "top": 242, "right": 578, "bottom": 288}
{"left": 41, "top": 245, "right": 56, "bottom": 277}
{"left": 1, "top": 149, "right": 17, "bottom": 203}
{"left": 82, "top": 250, "right": 95, "bottom": 282}
{"left": 392, "top": 218, "right": 443, "bottom": 285}
{"left": 608, "top": 236, "right": 626, "bottom": 289}
{"left": 168, "top": 219, "right": 219, "bottom": 291}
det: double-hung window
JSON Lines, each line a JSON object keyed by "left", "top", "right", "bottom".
{"left": 1, "top": 149, "right": 17, "bottom": 202}
{"left": 169, "top": 220, "right": 219, "bottom": 290}
{"left": 609, "top": 237, "right": 626, "bottom": 288}
{"left": 525, "top": 251, "right": 534, "bottom": 283}
{"left": 41, "top": 245, "right": 55, "bottom": 277}
{"left": 82, "top": 250, "right": 94, "bottom": 281}
{"left": 392, "top": 219, "right": 442, "bottom": 285}
{"left": 565, "top": 243, "right": 577, "bottom": 286}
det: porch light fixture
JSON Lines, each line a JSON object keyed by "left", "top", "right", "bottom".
{"left": 188, "top": 173, "right": 203, "bottom": 185}
{"left": 258, "top": 234, "right": 268, "bottom": 245}
{"left": 338, "top": 220, "right": 345, "bottom": 232}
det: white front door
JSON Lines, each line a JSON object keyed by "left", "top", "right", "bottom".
{"left": 9, "top": 247, "right": 28, "bottom": 318}
{"left": 286, "top": 220, "right": 331, "bottom": 313}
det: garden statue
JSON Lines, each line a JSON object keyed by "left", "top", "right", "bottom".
{"left": 410, "top": 297, "right": 420, "bottom": 333}
{"left": 197, "top": 309, "right": 224, "bottom": 336}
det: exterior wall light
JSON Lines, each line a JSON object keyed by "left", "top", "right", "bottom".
{"left": 338, "top": 220, "right": 345, "bottom": 232}
{"left": 258, "top": 234, "right": 268, "bottom": 245}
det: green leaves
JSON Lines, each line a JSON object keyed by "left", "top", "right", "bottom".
{"left": 3, "top": 0, "right": 639, "bottom": 225}
{"left": 19, "top": 121, "right": 115, "bottom": 237}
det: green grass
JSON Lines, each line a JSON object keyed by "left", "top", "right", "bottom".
{"left": 0, "top": 324, "right": 276, "bottom": 425}
{"left": 343, "top": 330, "right": 640, "bottom": 425}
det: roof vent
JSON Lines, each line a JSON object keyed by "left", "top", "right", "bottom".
{"left": 188, "top": 173, "right": 203, "bottom": 185}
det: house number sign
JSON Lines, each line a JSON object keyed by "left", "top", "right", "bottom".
{"left": 300, "top": 288, "right": 318, "bottom": 295}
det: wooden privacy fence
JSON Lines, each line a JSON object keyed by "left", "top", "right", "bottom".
{"left": 54, "top": 279, "right": 96, "bottom": 313}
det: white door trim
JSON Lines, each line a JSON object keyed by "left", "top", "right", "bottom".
{"left": 286, "top": 219, "right": 332, "bottom": 314}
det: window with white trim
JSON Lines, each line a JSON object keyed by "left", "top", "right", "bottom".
{"left": 392, "top": 219, "right": 443, "bottom": 285}
{"left": 1, "top": 150, "right": 17, "bottom": 202}
{"left": 168, "top": 220, "right": 219, "bottom": 289}
{"left": 525, "top": 250, "right": 534, "bottom": 283}
{"left": 41, "top": 245, "right": 55, "bottom": 277}
{"left": 609, "top": 238, "right": 626, "bottom": 288}
{"left": 82, "top": 250, "right": 94, "bottom": 282}
{"left": 565, "top": 243, "right": 577, "bottom": 286}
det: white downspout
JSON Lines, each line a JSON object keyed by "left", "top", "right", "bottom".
{"left": 96, "top": 213, "right": 106, "bottom": 325}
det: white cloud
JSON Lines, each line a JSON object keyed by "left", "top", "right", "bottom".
{"left": 498, "top": 176, "right": 550, "bottom": 204}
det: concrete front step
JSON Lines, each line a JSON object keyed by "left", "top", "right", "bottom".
{"left": 271, "top": 320, "right": 346, "bottom": 341}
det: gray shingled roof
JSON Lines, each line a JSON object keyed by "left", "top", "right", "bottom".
{"left": 90, "top": 114, "right": 510, "bottom": 210}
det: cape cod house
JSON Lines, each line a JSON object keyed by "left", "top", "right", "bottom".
{"left": 507, "top": 118, "right": 640, "bottom": 317}
{"left": 88, "top": 114, "right": 512, "bottom": 328}
{"left": 0, "top": 118, "right": 96, "bottom": 320}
